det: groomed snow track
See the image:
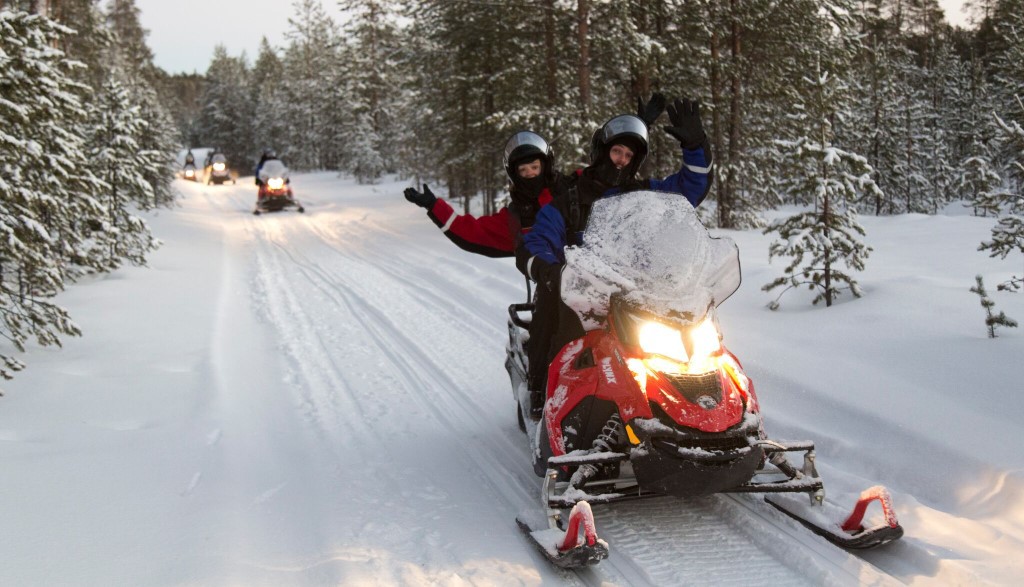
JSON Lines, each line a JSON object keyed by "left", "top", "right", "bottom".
{"left": 187, "top": 179, "right": 901, "bottom": 586}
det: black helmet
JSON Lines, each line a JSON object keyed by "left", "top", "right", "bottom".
{"left": 589, "top": 114, "right": 649, "bottom": 173}
{"left": 262, "top": 148, "right": 277, "bottom": 159}
{"left": 503, "top": 131, "right": 554, "bottom": 183}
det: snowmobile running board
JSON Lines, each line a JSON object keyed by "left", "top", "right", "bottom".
{"left": 765, "top": 486, "right": 904, "bottom": 550}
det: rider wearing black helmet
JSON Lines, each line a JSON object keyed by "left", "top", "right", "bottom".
{"left": 515, "top": 97, "right": 714, "bottom": 418}
{"left": 403, "top": 130, "right": 562, "bottom": 257}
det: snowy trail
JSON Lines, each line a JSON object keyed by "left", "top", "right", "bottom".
{"left": 181, "top": 177, "right": 903, "bottom": 585}
{"left": 12, "top": 173, "right": 1020, "bottom": 585}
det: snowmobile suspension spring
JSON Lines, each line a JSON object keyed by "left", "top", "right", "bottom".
{"left": 570, "top": 414, "right": 625, "bottom": 490}
{"left": 592, "top": 413, "right": 624, "bottom": 453}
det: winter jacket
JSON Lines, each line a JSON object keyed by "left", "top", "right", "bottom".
{"left": 517, "top": 144, "right": 712, "bottom": 280}
{"left": 425, "top": 187, "right": 555, "bottom": 258}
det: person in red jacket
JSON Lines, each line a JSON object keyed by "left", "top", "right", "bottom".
{"left": 403, "top": 131, "right": 560, "bottom": 258}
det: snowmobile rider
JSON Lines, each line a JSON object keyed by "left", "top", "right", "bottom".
{"left": 403, "top": 131, "right": 562, "bottom": 258}
{"left": 184, "top": 149, "right": 195, "bottom": 166}
{"left": 515, "top": 97, "right": 714, "bottom": 418}
{"left": 255, "top": 149, "right": 279, "bottom": 187}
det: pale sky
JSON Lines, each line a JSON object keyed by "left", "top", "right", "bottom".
{"left": 137, "top": 1, "right": 974, "bottom": 75}
{"left": 136, "top": 0, "right": 350, "bottom": 74}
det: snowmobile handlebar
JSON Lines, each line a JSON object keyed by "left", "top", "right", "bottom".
{"left": 508, "top": 303, "right": 534, "bottom": 329}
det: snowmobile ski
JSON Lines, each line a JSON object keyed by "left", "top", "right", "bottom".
{"left": 516, "top": 501, "right": 609, "bottom": 569}
{"left": 765, "top": 486, "right": 904, "bottom": 550}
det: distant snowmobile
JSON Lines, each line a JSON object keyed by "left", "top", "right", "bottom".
{"left": 182, "top": 162, "right": 198, "bottom": 181}
{"left": 506, "top": 191, "right": 903, "bottom": 569}
{"left": 253, "top": 159, "right": 304, "bottom": 215}
{"left": 205, "top": 152, "right": 234, "bottom": 185}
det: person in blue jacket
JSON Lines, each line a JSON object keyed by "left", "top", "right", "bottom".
{"left": 515, "top": 98, "right": 713, "bottom": 418}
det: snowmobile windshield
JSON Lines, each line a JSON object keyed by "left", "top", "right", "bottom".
{"left": 561, "top": 190, "right": 740, "bottom": 330}
{"left": 211, "top": 154, "right": 226, "bottom": 164}
{"left": 259, "top": 159, "right": 288, "bottom": 180}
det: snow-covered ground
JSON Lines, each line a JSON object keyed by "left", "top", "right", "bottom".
{"left": 1, "top": 172, "right": 1022, "bottom": 586}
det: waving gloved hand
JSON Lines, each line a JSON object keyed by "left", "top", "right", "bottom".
{"left": 404, "top": 184, "right": 437, "bottom": 209}
{"left": 663, "top": 98, "right": 707, "bottom": 150}
{"left": 636, "top": 91, "right": 667, "bottom": 128}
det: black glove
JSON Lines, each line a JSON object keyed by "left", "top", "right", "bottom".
{"left": 404, "top": 184, "right": 437, "bottom": 209}
{"left": 663, "top": 98, "right": 707, "bottom": 150}
{"left": 532, "top": 260, "right": 564, "bottom": 293}
{"left": 636, "top": 92, "right": 667, "bottom": 128}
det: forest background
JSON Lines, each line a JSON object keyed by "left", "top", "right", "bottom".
{"left": 2, "top": 0, "right": 1024, "bottom": 380}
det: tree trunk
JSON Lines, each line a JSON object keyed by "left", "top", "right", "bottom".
{"left": 577, "top": 0, "right": 591, "bottom": 112}
{"left": 708, "top": 3, "right": 725, "bottom": 227}
{"left": 724, "top": 0, "right": 744, "bottom": 229}
{"left": 544, "top": 0, "right": 558, "bottom": 107}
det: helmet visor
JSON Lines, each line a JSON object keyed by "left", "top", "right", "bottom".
{"left": 600, "top": 115, "right": 649, "bottom": 147}
{"left": 503, "top": 131, "right": 551, "bottom": 170}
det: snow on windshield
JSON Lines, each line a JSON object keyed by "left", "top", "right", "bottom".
{"left": 259, "top": 160, "right": 289, "bottom": 179}
{"left": 562, "top": 191, "right": 741, "bottom": 329}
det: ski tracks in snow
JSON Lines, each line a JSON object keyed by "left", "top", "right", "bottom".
{"left": 234, "top": 192, "right": 901, "bottom": 586}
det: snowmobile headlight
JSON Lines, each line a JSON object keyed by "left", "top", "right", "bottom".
{"left": 184, "top": 169, "right": 194, "bottom": 177}
{"left": 213, "top": 162, "right": 226, "bottom": 171}
{"left": 637, "top": 320, "right": 688, "bottom": 363}
{"left": 689, "top": 317, "right": 722, "bottom": 364}
{"left": 267, "top": 177, "right": 285, "bottom": 190}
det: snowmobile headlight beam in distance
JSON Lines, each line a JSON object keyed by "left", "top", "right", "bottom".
{"left": 213, "top": 162, "right": 226, "bottom": 172}
{"left": 184, "top": 168, "right": 195, "bottom": 178}
{"left": 267, "top": 177, "right": 285, "bottom": 190}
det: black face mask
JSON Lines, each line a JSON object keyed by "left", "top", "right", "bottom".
{"left": 512, "top": 174, "right": 545, "bottom": 199}
{"left": 592, "top": 157, "right": 628, "bottom": 187}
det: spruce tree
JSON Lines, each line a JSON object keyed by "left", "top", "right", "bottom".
{"left": 251, "top": 38, "right": 290, "bottom": 160}
{"left": 195, "top": 45, "right": 254, "bottom": 171}
{"left": 84, "top": 75, "right": 160, "bottom": 269}
{"left": 0, "top": 10, "right": 109, "bottom": 379}
{"left": 279, "top": 0, "right": 341, "bottom": 170}
{"left": 971, "top": 275, "right": 1018, "bottom": 337}
{"left": 763, "top": 55, "right": 878, "bottom": 309}
{"left": 337, "top": 0, "right": 401, "bottom": 182}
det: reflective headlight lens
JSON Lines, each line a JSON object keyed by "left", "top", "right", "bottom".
{"left": 637, "top": 320, "right": 688, "bottom": 362}
{"left": 213, "top": 162, "right": 226, "bottom": 171}
{"left": 184, "top": 169, "right": 194, "bottom": 177}
{"left": 267, "top": 177, "right": 285, "bottom": 190}
{"left": 689, "top": 317, "right": 722, "bottom": 362}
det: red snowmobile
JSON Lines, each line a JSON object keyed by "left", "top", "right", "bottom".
{"left": 506, "top": 191, "right": 902, "bottom": 569}
{"left": 254, "top": 159, "right": 304, "bottom": 215}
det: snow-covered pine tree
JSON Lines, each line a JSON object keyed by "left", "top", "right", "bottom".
{"left": 84, "top": 75, "right": 160, "bottom": 269}
{"left": 337, "top": 0, "right": 402, "bottom": 183}
{"left": 100, "top": 0, "right": 178, "bottom": 210}
{"left": 989, "top": 3, "right": 1024, "bottom": 187}
{"left": 967, "top": 1, "right": 1024, "bottom": 291}
{"left": 0, "top": 10, "right": 109, "bottom": 379}
{"left": 763, "top": 54, "right": 880, "bottom": 309}
{"left": 279, "top": 0, "right": 341, "bottom": 170}
{"left": 970, "top": 275, "right": 1018, "bottom": 337}
{"left": 195, "top": 45, "right": 255, "bottom": 172}
{"left": 917, "top": 39, "right": 963, "bottom": 214}
{"left": 398, "top": 0, "right": 512, "bottom": 211}
{"left": 251, "top": 38, "right": 291, "bottom": 160}
{"left": 978, "top": 99, "right": 1024, "bottom": 291}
